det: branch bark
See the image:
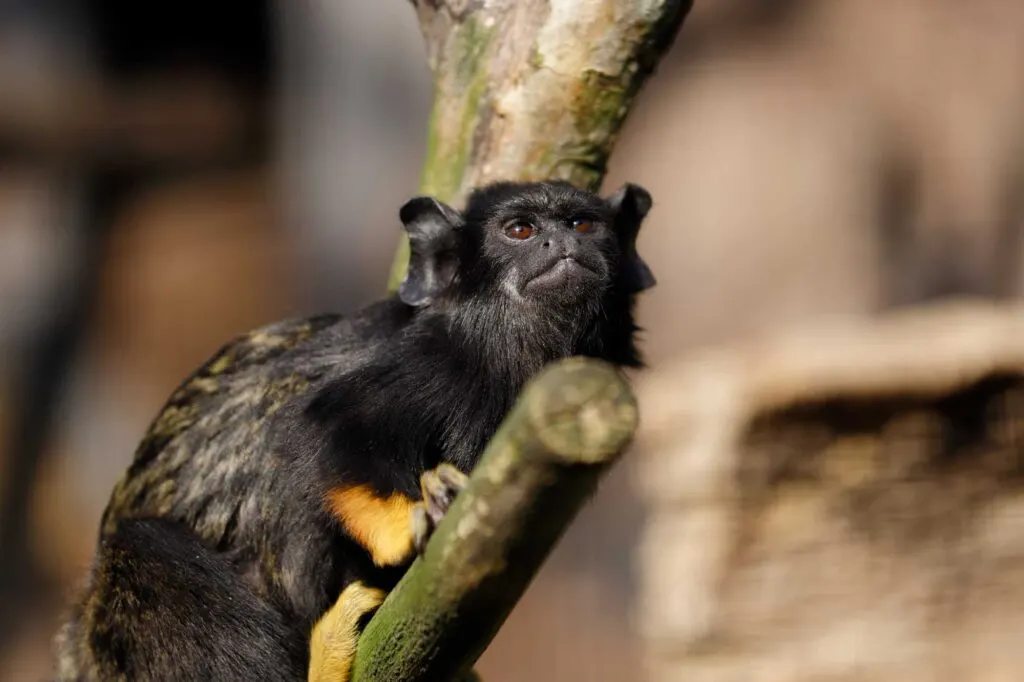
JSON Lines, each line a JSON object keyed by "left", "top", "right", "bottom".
{"left": 387, "top": 0, "right": 693, "bottom": 291}
{"left": 350, "top": 357, "right": 638, "bottom": 682}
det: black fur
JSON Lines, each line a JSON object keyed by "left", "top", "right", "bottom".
{"left": 53, "top": 180, "right": 655, "bottom": 681}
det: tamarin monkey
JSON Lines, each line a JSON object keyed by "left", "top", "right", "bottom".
{"left": 53, "top": 180, "right": 656, "bottom": 681}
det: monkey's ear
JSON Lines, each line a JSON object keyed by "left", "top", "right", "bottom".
{"left": 606, "top": 183, "right": 657, "bottom": 293}
{"left": 398, "top": 196, "right": 464, "bottom": 307}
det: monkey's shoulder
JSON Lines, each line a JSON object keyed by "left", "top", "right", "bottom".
{"left": 136, "top": 315, "right": 336, "bottom": 451}
{"left": 139, "top": 300, "right": 412, "bottom": 449}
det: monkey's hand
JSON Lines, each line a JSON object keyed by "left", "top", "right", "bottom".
{"left": 411, "top": 463, "right": 469, "bottom": 555}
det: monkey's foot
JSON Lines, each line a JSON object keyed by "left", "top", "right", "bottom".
{"left": 308, "top": 581, "right": 386, "bottom": 682}
{"left": 411, "top": 463, "right": 469, "bottom": 555}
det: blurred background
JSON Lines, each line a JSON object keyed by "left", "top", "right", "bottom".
{"left": 2, "top": 0, "right": 1024, "bottom": 679}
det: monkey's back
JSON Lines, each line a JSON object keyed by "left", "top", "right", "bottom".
{"left": 101, "top": 314, "right": 339, "bottom": 547}
{"left": 102, "top": 313, "right": 331, "bottom": 536}
{"left": 98, "top": 300, "right": 413, "bottom": 548}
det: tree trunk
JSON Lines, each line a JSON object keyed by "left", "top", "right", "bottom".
{"left": 352, "top": 2, "right": 692, "bottom": 678}
{"left": 388, "top": 0, "right": 692, "bottom": 291}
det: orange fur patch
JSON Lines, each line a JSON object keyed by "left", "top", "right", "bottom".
{"left": 326, "top": 485, "right": 416, "bottom": 567}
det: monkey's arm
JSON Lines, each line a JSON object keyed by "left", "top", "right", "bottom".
{"left": 325, "top": 463, "right": 469, "bottom": 569}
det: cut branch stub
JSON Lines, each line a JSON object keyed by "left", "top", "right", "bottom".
{"left": 350, "top": 356, "right": 638, "bottom": 682}
{"left": 388, "top": 0, "right": 693, "bottom": 291}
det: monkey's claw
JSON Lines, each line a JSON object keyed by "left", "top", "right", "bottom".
{"left": 411, "top": 463, "right": 469, "bottom": 555}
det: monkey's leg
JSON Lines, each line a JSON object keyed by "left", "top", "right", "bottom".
{"left": 411, "top": 463, "right": 469, "bottom": 555}
{"left": 58, "top": 517, "right": 303, "bottom": 682}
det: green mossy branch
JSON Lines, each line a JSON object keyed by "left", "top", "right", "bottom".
{"left": 350, "top": 358, "right": 638, "bottom": 681}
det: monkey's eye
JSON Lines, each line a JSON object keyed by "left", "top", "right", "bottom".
{"left": 505, "top": 224, "right": 535, "bottom": 240}
{"left": 572, "top": 218, "right": 594, "bottom": 233}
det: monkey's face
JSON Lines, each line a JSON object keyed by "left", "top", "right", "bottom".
{"left": 396, "top": 180, "right": 656, "bottom": 315}
{"left": 471, "top": 185, "right": 616, "bottom": 305}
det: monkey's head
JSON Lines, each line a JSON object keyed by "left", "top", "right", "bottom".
{"left": 396, "top": 180, "right": 655, "bottom": 365}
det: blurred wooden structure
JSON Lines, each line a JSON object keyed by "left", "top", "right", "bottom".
{"left": 636, "top": 299, "right": 1024, "bottom": 681}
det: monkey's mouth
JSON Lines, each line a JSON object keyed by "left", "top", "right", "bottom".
{"left": 525, "top": 257, "right": 598, "bottom": 291}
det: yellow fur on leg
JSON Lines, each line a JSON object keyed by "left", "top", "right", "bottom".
{"left": 308, "top": 581, "right": 386, "bottom": 682}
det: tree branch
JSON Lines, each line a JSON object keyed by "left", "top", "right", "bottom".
{"left": 388, "top": 0, "right": 693, "bottom": 291}
{"left": 350, "top": 357, "right": 638, "bottom": 682}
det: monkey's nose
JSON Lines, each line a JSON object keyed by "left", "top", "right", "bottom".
{"left": 560, "top": 236, "right": 581, "bottom": 256}
{"left": 542, "top": 233, "right": 579, "bottom": 256}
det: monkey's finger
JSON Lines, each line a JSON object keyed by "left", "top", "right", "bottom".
{"left": 420, "top": 464, "right": 469, "bottom": 521}
{"left": 435, "top": 462, "right": 469, "bottom": 492}
{"left": 411, "top": 503, "right": 433, "bottom": 556}
{"left": 419, "top": 471, "right": 452, "bottom": 524}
